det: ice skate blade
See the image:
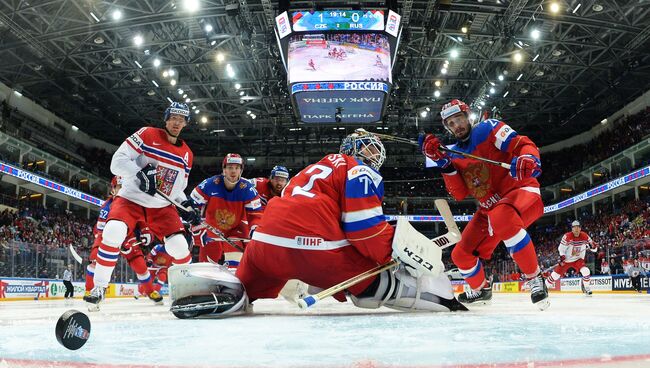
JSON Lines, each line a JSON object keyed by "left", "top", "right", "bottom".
{"left": 535, "top": 298, "right": 550, "bottom": 311}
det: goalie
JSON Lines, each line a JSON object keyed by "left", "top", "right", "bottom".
{"left": 168, "top": 131, "right": 466, "bottom": 318}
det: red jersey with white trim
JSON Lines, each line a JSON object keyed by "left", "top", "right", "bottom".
{"left": 111, "top": 127, "right": 193, "bottom": 208}
{"left": 434, "top": 119, "right": 541, "bottom": 210}
{"left": 190, "top": 175, "right": 263, "bottom": 236}
{"left": 559, "top": 231, "right": 596, "bottom": 262}
{"left": 250, "top": 177, "right": 276, "bottom": 210}
{"left": 149, "top": 243, "right": 173, "bottom": 269}
{"left": 252, "top": 154, "right": 394, "bottom": 265}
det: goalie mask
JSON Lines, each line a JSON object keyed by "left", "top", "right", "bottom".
{"left": 340, "top": 132, "right": 386, "bottom": 170}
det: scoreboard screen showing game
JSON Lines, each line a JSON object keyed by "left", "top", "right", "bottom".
{"left": 287, "top": 33, "right": 391, "bottom": 84}
{"left": 291, "top": 10, "right": 385, "bottom": 31}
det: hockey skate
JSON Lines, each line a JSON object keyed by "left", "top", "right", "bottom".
{"left": 458, "top": 285, "right": 492, "bottom": 305}
{"left": 528, "top": 274, "right": 550, "bottom": 310}
{"left": 580, "top": 280, "right": 592, "bottom": 296}
{"left": 148, "top": 290, "right": 164, "bottom": 305}
{"left": 84, "top": 286, "right": 105, "bottom": 312}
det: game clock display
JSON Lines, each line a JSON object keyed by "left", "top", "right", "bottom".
{"left": 291, "top": 10, "right": 385, "bottom": 31}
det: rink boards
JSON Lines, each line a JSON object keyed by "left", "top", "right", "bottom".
{"left": 0, "top": 277, "right": 150, "bottom": 301}
{"left": 451, "top": 274, "right": 649, "bottom": 294}
{"left": 1, "top": 274, "right": 646, "bottom": 302}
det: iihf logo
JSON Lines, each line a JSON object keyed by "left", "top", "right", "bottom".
{"left": 63, "top": 318, "right": 90, "bottom": 341}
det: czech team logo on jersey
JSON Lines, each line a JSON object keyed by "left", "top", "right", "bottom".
{"left": 156, "top": 167, "right": 179, "bottom": 196}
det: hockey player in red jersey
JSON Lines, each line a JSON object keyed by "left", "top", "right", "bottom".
{"left": 145, "top": 243, "right": 174, "bottom": 293}
{"left": 167, "top": 132, "right": 465, "bottom": 317}
{"left": 86, "top": 102, "right": 198, "bottom": 307}
{"left": 546, "top": 220, "right": 598, "bottom": 295}
{"left": 420, "top": 99, "right": 549, "bottom": 310}
{"left": 250, "top": 165, "right": 290, "bottom": 210}
{"left": 188, "top": 153, "right": 262, "bottom": 266}
{"left": 308, "top": 58, "right": 316, "bottom": 71}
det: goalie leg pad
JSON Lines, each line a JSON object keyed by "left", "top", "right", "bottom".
{"left": 391, "top": 217, "right": 444, "bottom": 278}
{"left": 352, "top": 266, "right": 466, "bottom": 312}
{"left": 170, "top": 293, "right": 238, "bottom": 319}
{"left": 168, "top": 263, "right": 248, "bottom": 318}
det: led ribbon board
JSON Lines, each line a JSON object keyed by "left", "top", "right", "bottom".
{"left": 386, "top": 165, "right": 650, "bottom": 222}
{"left": 0, "top": 161, "right": 103, "bottom": 206}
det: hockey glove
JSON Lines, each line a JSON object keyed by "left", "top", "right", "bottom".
{"left": 558, "top": 255, "right": 566, "bottom": 267}
{"left": 138, "top": 227, "right": 155, "bottom": 247}
{"left": 418, "top": 134, "right": 452, "bottom": 170}
{"left": 137, "top": 164, "right": 158, "bottom": 196}
{"left": 180, "top": 199, "right": 202, "bottom": 226}
{"left": 510, "top": 154, "right": 541, "bottom": 181}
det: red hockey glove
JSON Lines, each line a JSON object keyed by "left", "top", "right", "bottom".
{"left": 558, "top": 255, "right": 566, "bottom": 267}
{"left": 138, "top": 227, "right": 155, "bottom": 247}
{"left": 418, "top": 134, "right": 451, "bottom": 169}
{"left": 510, "top": 155, "right": 542, "bottom": 181}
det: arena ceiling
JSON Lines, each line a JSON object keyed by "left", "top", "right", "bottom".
{"left": 0, "top": 0, "right": 649, "bottom": 157}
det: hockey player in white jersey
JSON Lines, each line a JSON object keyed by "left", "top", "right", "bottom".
{"left": 546, "top": 221, "right": 598, "bottom": 295}
{"left": 86, "top": 102, "right": 200, "bottom": 307}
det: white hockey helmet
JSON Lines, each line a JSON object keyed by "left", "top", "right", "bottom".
{"left": 571, "top": 220, "right": 581, "bottom": 227}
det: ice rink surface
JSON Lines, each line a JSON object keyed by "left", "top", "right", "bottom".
{"left": 0, "top": 293, "right": 649, "bottom": 368}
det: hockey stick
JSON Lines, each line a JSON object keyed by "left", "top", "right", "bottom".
{"left": 356, "top": 129, "right": 511, "bottom": 170}
{"left": 297, "top": 199, "right": 462, "bottom": 309}
{"left": 190, "top": 222, "right": 246, "bottom": 253}
{"left": 155, "top": 190, "right": 247, "bottom": 253}
{"left": 69, "top": 245, "right": 83, "bottom": 265}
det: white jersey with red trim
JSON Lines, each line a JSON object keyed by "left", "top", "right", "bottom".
{"left": 558, "top": 231, "right": 596, "bottom": 263}
{"left": 111, "top": 127, "right": 193, "bottom": 208}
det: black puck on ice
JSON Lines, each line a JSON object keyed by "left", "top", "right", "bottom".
{"left": 55, "top": 310, "right": 91, "bottom": 350}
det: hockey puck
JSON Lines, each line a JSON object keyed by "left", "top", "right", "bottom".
{"left": 55, "top": 310, "right": 91, "bottom": 350}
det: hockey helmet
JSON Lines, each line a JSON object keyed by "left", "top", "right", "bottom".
{"left": 340, "top": 131, "right": 386, "bottom": 170}
{"left": 270, "top": 165, "right": 290, "bottom": 179}
{"left": 164, "top": 102, "right": 191, "bottom": 123}
{"left": 222, "top": 153, "right": 244, "bottom": 169}
{"left": 571, "top": 220, "right": 581, "bottom": 227}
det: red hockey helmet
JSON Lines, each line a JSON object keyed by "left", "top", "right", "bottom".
{"left": 440, "top": 99, "right": 470, "bottom": 123}
{"left": 222, "top": 153, "right": 244, "bottom": 169}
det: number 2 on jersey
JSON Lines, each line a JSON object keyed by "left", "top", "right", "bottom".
{"left": 291, "top": 164, "right": 333, "bottom": 198}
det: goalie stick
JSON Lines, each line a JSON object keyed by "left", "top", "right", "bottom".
{"left": 69, "top": 245, "right": 83, "bottom": 265}
{"left": 297, "top": 199, "right": 462, "bottom": 309}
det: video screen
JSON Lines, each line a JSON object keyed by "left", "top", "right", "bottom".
{"left": 287, "top": 33, "right": 391, "bottom": 84}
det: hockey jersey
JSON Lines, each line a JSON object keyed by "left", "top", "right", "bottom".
{"left": 111, "top": 127, "right": 193, "bottom": 208}
{"left": 250, "top": 177, "right": 275, "bottom": 209}
{"left": 435, "top": 119, "right": 541, "bottom": 209}
{"left": 252, "top": 154, "right": 394, "bottom": 265}
{"left": 93, "top": 196, "right": 114, "bottom": 238}
{"left": 149, "top": 243, "right": 173, "bottom": 268}
{"left": 190, "top": 174, "right": 263, "bottom": 235}
{"left": 559, "top": 231, "right": 596, "bottom": 263}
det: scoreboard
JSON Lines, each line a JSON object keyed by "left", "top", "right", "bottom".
{"left": 291, "top": 10, "right": 385, "bottom": 31}
{"left": 275, "top": 9, "right": 402, "bottom": 124}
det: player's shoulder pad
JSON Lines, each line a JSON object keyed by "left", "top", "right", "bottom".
{"left": 347, "top": 160, "right": 383, "bottom": 188}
